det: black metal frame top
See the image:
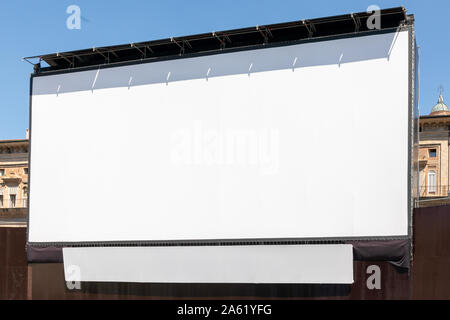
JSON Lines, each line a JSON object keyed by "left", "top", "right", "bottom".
{"left": 24, "top": 7, "right": 410, "bottom": 73}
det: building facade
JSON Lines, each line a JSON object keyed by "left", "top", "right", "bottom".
{"left": 0, "top": 137, "right": 29, "bottom": 209}
{"left": 418, "top": 94, "right": 450, "bottom": 206}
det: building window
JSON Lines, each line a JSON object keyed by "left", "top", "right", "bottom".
{"left": 0, "top": 195, "right": 3, "bottom": 208}
{"left": 9, "top": 194, "right": 16, "bottom": 208}
{"left": 24, "top": 168, "right": 29, "bottom": 175}
{"left": 428, "top": 170, "right": 437, "bottom": 193}
{"left": 22, "top": 188, "right": 28, "bottom": 208}
{"left": 429, "top": 149, "right": 437, "bottom": 158}
{"left": 0, "top": 169, "right": 4, "bottom": 176}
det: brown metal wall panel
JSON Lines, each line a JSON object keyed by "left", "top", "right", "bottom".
{"left": 27, "top": 261, "right": 409, "bottom": 300}
{"left": 348, "top": 261, "right": 411, "bottom": 300}
{"left": 412, "top": 206, "right": 450, "bottom": 299}
{"left": 0, "top": 227, "right": 27, "bottom": 300}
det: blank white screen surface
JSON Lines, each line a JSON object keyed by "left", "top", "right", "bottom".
{"left": 29, "top": 31, "right": 410, "bottom": 243}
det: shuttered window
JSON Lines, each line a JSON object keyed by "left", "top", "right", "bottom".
{"left": 428, "top": 171, "right": 437, "bottom": 193}
{"left": 8, "top": 186, "right": 18, "bottom": 195}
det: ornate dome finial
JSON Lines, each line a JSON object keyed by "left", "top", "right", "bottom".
{"left": 430, "top": 86, "right": 449, "bottom": 115}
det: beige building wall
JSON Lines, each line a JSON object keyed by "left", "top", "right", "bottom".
{"left": 418, "top": 94, "right": 450, "bottom": 204}
{"left": 0, "top": 140, "right": 29, "bottom": 209}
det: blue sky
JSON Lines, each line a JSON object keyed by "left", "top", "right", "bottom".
{"left": 0, "top": 0, "right": 448, "bottom": 139}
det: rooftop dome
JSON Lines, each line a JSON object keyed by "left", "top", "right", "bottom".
{"left": 430, "top": 94, "right": 450, "bottom": 115}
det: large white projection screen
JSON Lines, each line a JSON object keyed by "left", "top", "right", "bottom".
{"left": 29, "top": 31, "right": 410, "bottom": 243}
